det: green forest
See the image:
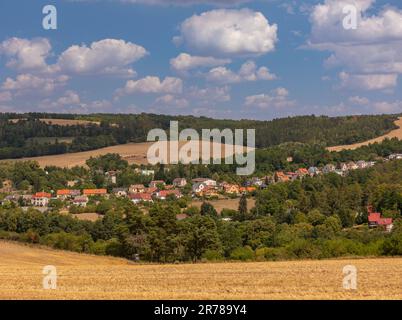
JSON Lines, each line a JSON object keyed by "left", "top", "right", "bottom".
{"left": 0, "top": 112, "right": 398, "bottom": 159}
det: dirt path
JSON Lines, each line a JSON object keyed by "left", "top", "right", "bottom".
{"left": 328, "top": 117, "right": 402, "bottom": 152}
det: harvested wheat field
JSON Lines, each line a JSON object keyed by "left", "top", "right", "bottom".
{"left": 5, "top": 141, "right": 253, "bottom": 168}
{"left": 0, "top": 241, "right": 401, "bottom": 300}
{"left": 38, "top": 119, "right": 101, "bottom": 126}
{"left": 9, "top": 118, "right": 101, "bottom": 126}
{"left": 191, "top": 198, "right": 256, "bottom": 214}
{"left": 72, "top": 213, "right": 102, "bottom": 222}
{"left": 328, "top": 117, "right": 402, "bottom": 152}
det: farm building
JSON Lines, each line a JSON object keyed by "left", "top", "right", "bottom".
{"left": 367, "top": 206, "right": 393, "bottom": 232}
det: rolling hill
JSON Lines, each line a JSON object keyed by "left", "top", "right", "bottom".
{"left": 328, "top": 117, "right": 402, "bottom": 151}
{"left": 0, "top": 113, "right": 398, "bottom": 161}
{"left": 0, "top": 241, "right": 401, "bottom": 300}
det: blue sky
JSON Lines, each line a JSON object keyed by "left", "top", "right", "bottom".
{"left": 0, "top": 0, "right": 401, "bottom": 120}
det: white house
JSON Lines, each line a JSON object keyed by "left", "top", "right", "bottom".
{"left": 31, "top": 192, "right": 51, "bottom": 207}
{"left": 192, "top": 182, "right": 206, "bottom": 194}
{"left": 192, "top": 178, "right": 216, "bottom": 186}
{"left": 356, "top": 160, "right": 368, "bottom": 169}
{"left": 173, "top": 178, "right": 187, "bottom": 188}
{"left": 308, "top": 167, "right": 320, "bottom": 176}
{"left": 72, "top": 196, "right": 89, "bottom": 207}
{"left": 322, "top": 164, "right": 336, "bottom": 174}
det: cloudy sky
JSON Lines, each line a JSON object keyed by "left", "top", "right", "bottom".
{"left": 0, "top": 0, "right": 401, "bottom": 119}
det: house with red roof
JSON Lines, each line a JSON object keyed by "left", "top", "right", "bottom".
{"left": 56, "top": 189, "right": 81, "bottom": 199}
{"left": 31, "top": 192, "right": 52, "bottom": 207}
{"left": 274, "top": 172, "right": 290, "bottom": 183}
{"left": 129, "top": 184, "right": 145, "bottom": 194}
{"left": 129, "top": 193, "right": 153, "bottom": 204}
{"left": 367, "top": 206, "right": 393, "bottom": 232}
{"left": 286, "top": 172, "right": 299, "bottom": 181}
{"left": 145, "top": 187, "right": 158, "bottom": 194}
{"left": 155, "top": 189, "right": 182, "bottom": 200}
{"left": 296, "top": 168, "right": 309, "bottom": 178}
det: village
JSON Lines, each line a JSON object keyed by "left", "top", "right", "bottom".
{"left": 1, "top": 153, "right": 400, "bottom": 232}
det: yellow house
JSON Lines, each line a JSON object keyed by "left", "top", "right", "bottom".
{"left": 223, "top": 184, "right": 240, "bottom": 194}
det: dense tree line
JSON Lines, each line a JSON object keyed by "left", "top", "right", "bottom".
{"left": 0, "top": 112, "right": 397, "bottom": 159}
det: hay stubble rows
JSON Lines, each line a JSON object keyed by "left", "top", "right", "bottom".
{"left": 0, "top": 241, "right": 401, "bottom": 300}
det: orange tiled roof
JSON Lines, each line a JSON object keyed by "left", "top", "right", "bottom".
{"left": 57, "top": 189, "right": 70, "bottom": 196}
{"left": 239, "top": 187, "right": 256, "bottom": 192}
{"left": 83, "top": 189, "right": 107, "bottom": 195}
{"left": 34, "top": 192, "right": 51, "bottom": 198}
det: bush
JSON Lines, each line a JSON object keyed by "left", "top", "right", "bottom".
{"left": 230, "top": 246, "right": 255, "bottom": 261}
{"left": 184, "top": 206, "right": 200, "bottom": 216}
{"left": 286, "top": 239, "right": 321, "bottom": 259}
{"left": 89, "top": 240, "right": 108, "bottom": 255}
{"left": 382, "top": 233, "right": 402, "bottom": 255}
{"left": 221, "top": 209, "right": 237, "bottom": 218}
{"left": 0, "top": 230, "right": 21, "bottom": 241}
{"left": 262, "top": 247, "right": 289, "bottom": 261}
{"left": 202, "top": 249, "right": 223, "bottom": 261}
{"left": 20, "top": 229, "right": 40, "bottom": 244}
{"left": 40, "top": 232, "right": 94, "bottom": 253}
{"left": 105, "top": 238, "right": 124, "bottom": 257}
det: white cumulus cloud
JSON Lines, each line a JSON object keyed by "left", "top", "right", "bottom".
{"left": 170, "top": 53, "right": 231, "bottom": 72}
{"left": 308, "top": 0, "right": 402, "bottom": 90}
{"left": 0, "top": 37, "right": 52, "bottom": 72}
{"left": 348, "top": 96, "right": 370, "bottom": 105}
{"left": 206, "top": 60, "right": 276, "bottom": 84}
{"left": 0, "top": 38, "right": 147, "bottom": 77}
{"left": 155, "top": 94, "right": 189, "bottom": 108}
{"left": 2, "top": 74, "right": 69, "bottom": 96}
{"left": 339, "top": 72, "right": 398, "bottom": 91}
{"left": 175, "top": 9, "right": 278, "bottom": 57}
{"left": 245, "top": 87, "right": 295, "bottom": 109}
{"left": 55, "top": 39, "right": 147, "bottom": 76}
{"left": 116, "top": 76, "right": 183, "bottom": 96}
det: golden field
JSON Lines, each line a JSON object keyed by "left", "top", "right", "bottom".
{"left": 191, "top": 198, "right": 256, "bottom": 213}
{"left": 328, "top": 117, "right": 402, "bottom": 152}
{"left": 0, "top": 241, "right": 401, "bottom": 300}
{"left": 9, "top": 118, "right": 101, "bottom": 126}
{"left": 3, "top": 140, "right": 253, "bottom": 168}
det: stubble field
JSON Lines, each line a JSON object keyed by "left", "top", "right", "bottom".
{"left": 328, "top": 117, "right": 402, "bottom": 151}
{"left": 0, "top": 241, "right": 401, "bottom": 300}
{"left": 5, "top": 141, "right": 253, "bottom": 168}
